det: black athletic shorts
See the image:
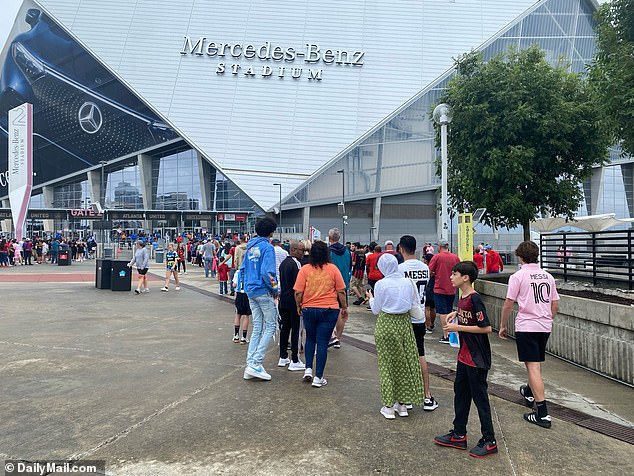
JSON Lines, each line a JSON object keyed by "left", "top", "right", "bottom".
{"left": 137, "top": 268, "right": 149, "bottom": 276}
{"left": 412, "top": 323, "right": 426, "bottom": 357}
{"left": 235, "top": 292, "right": 252, "bottom": 316}
{"left": 515, "top": 331, "right": 550, "bottom": 362}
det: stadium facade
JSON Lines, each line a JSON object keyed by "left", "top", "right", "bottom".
{"left": 0, "top": 0, "right": 631, "bottom": 244}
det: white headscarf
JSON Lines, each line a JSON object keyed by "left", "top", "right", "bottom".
{"left": 377, "top": 253, "right": 402, "bottom": 280}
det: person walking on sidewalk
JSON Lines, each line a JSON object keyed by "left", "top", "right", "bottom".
{"left": 434, "top": 261, "right": 497, "bottom": 458}
{"left": 203, "top": 240, "right": 216, "bottom": 278}
{"left": 397, "top": 235, "right": 438, "bottom": 412}
{"left": 367, "top": 253, "right": 424, "bottom": 419}
{"left": 232, "top": 267, "right": 251, "bottom": 344}
{"left": 161, "top": 243, "right": 180, "bottom": 292}
{"left": 328, "top": 227, "right": 352, "bottom": 349}
{"left": 294, "top": 240, "right": 347, "bottom": 388}
{"left": 277, "top": 240, "right": 306, "bottom": 371}
{"left": 128, "top": 240, "right": 150, "bottom": 294}
{"left": 499, "top": 241, "right": 559, "bottom": 429}
{"left": 241, "top": 217, "right": 279, "bottom": 381}
{"left": 428, "top": 239, "right": 460, "bottom": 344}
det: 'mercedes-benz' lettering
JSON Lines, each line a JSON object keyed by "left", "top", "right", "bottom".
{"left": 180, "top": 36, "right": 364, "bottom": 81}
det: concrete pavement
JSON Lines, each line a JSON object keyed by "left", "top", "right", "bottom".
{"left": 0, "top": 259, "right": 632, "bottom": 475}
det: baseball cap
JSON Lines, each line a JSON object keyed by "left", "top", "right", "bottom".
{"left": 271, "top": 239, "right": 281, "bottom": 244}
{"left": 384, "top": 240, "right": 394, "bottom": 246}
{"left": 436, "top": 238, "right": 449, "bottom": 248}
{"left": 485, "top": 244, "right": 492, "bottom": 250}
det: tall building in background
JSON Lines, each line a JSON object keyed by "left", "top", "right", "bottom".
{"left": 0, "top": 0, "right": 630, "bottom": 243}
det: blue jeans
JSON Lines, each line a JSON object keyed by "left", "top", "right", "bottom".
{"left": 246, "top": 294, "right": 278, "bottom": 368}
{"left": 219, "top": 281, "right": 228, "bottom": 294}
{"left": 229, "top": 268, "right": 236, "bottom": 293}
{"left": 302, "top": 308, "right": 340, "bottom": 378}
{"left": 204, "top": 258, "right": 214, "bottom": 277}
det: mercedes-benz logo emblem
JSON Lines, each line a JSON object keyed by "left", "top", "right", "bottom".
{"left": 78, "top": 101, "right": 103, "bottom": 134}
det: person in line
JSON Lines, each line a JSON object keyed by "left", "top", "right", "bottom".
{"left": 294, "top": 240, "right": 347, "bottom": 388}
{"left": 161, "top": 243, "right": 180, "bottom": 292}
{"left": 434, "top": 261, "right": 497, "bottom": 458}
{"left": 299, "top": 239, "right": 311, "bottom": 266}
{"left": 128, "top": 240, "right": 150, "bottom": 294}
{"left": 423, "top": 253, "right": 437, "bottom": 334}
{"left": 366, "top": 244, "right": 383, "bottom": 291}
{"left": 383, "top": 240, "right": 403, "bottom": 263}
{"left": 428, "top": 239, "right": 460, "bottom": 344}
{"left": 272, "top": 238, "right": 289, "bottom": 283}
{"left": 233, "top": 235, "right": 247, "bottom": 271}
{"left": 499, "top": 241, "right": 559, "bottom": 429}
{"left": 50, "top": 237, "right": 59, "bottom": 264}
{"left": 484, "top": 245, "right": 504, "bottom": 274}
{"left": 350, "top": 242, "right": 367, "bottom": 306}
{"left": 176, "top": 242, "right": 187, "bottom": 275}
{"left": 0, "top": 239, "right": 10, "bottom": 267}
{"left": 397, "top": 235, "right": 438, "bottom": 412}
{"left": 203, "top": 240, "right": 216, "bottom": 278}
{"left": 472, "top": 248, "right": 484, "bottom": 271}
{"left": 218, "top": 243, "right": 231, "bottom": 295}
{"left": 23, "top": 238, "right": 33, "bottom": 265}
{"left": 367, "top": 253, "right": 424, "bottom": 419}
{"left": 232, "top": 266, "right": 251, "bottom": 344}
{"left": 241, "top": 217, "right": 279, "bottom": 381}
{"left": 12, "top": 239, "right": 22, "bottom": 266}
{"left": 328, "top": 228, "right": 352, "bottom": 349}
{"left": 277, "top": 240, "right": 306, "bottom": 371}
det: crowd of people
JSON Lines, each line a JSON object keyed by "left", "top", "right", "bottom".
{"left": 0, "top": 236, "right": 97, "bottom": 267}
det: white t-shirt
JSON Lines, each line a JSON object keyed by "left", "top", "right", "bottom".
{"left": 398, "top": 259, "right": 429, "bottom": 324}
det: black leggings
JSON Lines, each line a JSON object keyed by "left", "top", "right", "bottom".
{"left": 177, "top": 259, "right": 187, "bottom": 273}
{"left": 278, "top": 306, "right": 301, "bottom": 362}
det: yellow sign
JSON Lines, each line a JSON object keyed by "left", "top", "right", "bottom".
{"left": 457, "top": 213, "right": 473, "bottom": 262}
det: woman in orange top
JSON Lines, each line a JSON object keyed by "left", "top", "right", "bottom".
{"left": 294, "top": 240, "right": 348, "bottom": 388}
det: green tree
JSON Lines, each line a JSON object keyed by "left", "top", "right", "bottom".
{"left": 589, "top": 0, "right": 634, "bottom": 157}
{"left": 436, "top": 46, "right": 609, "bottom": 241}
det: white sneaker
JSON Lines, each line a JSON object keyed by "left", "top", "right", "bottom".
{"left": 303, "top": 368, "right": 313, "bottom": 382}
{"left": 312, "top": 376, "right": 327, "bottom": 387}
{"left": 142, "top": 288, "right": 150, "bottom": 293}
{"left": 244, "top": 365, "right": 271, "bottom": 381}
{"left": 243, "top": 371, "right": 254, "bottom": 380}
{"left": 404, "top": 403, "right": 413, "bottom": 410}
{"left": 278, "top": 357, "right": 291, "bottom": 367}
{"left": 288, "top": 360, "right": 306, "bottom": 371}
{"left": 161, "top": 286, "right": 169, "bottom": 292}
{"left": 393, "top": 403, "right": 409, "bottom": 417}
{"left": 184, "top": 272, "right": 188, "bottom": 275}
{"left": 380, "top": 406, "right": 396, "bottom": 420}
{"left": 175, "top": 286, "right": 180, "bottom": 291}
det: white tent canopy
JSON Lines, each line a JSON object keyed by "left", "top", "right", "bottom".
{"left": 531, "top": 214, "right": 634, "bottom": 233}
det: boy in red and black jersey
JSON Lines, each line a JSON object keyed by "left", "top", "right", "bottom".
{"left": 434, "top": 261, "right": 497, "bottom": 458}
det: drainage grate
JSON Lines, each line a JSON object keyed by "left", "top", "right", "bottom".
{"left": 343, "top": 335, "right": 634, "bottom": 445}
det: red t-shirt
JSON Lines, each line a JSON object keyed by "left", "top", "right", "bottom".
{"left": 366, "top": 252, "right": 384, "bottom": 281}
{"left": 429, "top": 251, "right": 460, "bottom": 295}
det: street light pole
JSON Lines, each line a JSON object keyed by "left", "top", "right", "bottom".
{"left": 99, "top": 160, "right": 107, "bottom": 258}
{"left": 432, "top": 104, "right": 454, "bottom": 242}
{"left": 337, "top": 169, "right": 345, "bottom": 243}
{"left": 273, "top": 183, "right": 282, "bottom": 241}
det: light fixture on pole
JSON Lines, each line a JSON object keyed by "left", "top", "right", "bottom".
{"left": 432, "top": 103, "right": 454, "bottom": 242}
{"left": 336, "top": 169, "right": 345, "bottom": 243}
{"left": 273, "top": 183, "right": 282, "bottom": 241}
{"left": 370, "top": 226, "right": 377, "bottom": 243}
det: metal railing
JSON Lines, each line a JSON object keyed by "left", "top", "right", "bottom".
{"left": 540, "top": 230, "right": 634, "bottom": 290}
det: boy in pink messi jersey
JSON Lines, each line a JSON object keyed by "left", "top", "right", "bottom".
{"left": 499, "top": 241, "right": 559, "bottom": 429}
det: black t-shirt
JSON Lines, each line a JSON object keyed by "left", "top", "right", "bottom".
{"left": 456, "top": 292, "right": 492, "bottom": 369}
{"left": 279, "top": 256, "right": 301, "bottom": 309}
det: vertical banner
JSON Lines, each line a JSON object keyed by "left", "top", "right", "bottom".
{"left": 8, "top": 103, "right": 33, "bottom": 239}
{"left": 457, "top": 213, "right": 473, "bottom": 262}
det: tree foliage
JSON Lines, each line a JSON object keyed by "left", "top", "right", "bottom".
{"left": 436, "top": 46, "right": 609, "bottom": 240}
{"left": 589, "top": 0, "right": 634, "bottom": 157}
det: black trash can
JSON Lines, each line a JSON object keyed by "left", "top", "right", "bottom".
{"left": 111, "top": 260, "right": 132, "bottom": 291}
{"left": 58, "top": 244, "right": 71, "bottom": 266}
{"left": 96, "top": 259, "right": 112, "bottom": 289}
{"left": 155, "top": 249, "right": 164, "bottom": 264}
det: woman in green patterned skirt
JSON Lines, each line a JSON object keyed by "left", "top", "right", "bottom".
{"left": 367, "top": 253, "right": 424, "bottom": 419}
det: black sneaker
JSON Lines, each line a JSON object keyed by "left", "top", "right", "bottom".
{"left": 352, "top": 298, "right": 364, "bottom": 306}
{"left": 520, "top": 384, "right": 534, "bottom": 407}
{"left": 469, "top": 438, "right": 498, "bottom": 458}
{"left": 433, "top": 430, "right": 467, "bottom": 450}
{"left": 439, "top": 336, "right": 450, "bottom": 344}
{"left": 423, "top": 396, "right": 439, "bottom": 411}
{"left": 524, "top": 411, "right": 552, "bottom": 429}
{"left": 134, "top": 289, "right": 141, "bottom": 294}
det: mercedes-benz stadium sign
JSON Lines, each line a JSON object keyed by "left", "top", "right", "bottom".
{"left": 7, "top": 103, "right": 33, "bottom": 239}
{"left": 180, "top": 37, "right": 365, "bottom": 81}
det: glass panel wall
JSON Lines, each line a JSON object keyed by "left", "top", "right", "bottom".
{"left": 213, "top": 173, "right": 258, "bottom": 212}
{"left": 105, "top": 163, "right": 143, "bottom": 209}
{"left": 53, "top": 180, "right": 89, "bottom": 208}
{"left": 152, "top": 150, "right": 201, "bottom": 210}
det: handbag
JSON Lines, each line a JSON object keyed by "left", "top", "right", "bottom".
{"left": 408, "top": 279, "right": 424, "bottom": 320}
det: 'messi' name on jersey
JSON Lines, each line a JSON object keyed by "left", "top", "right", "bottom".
{"left": 403, "top": 269, "right": 429, "bottom": 281}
